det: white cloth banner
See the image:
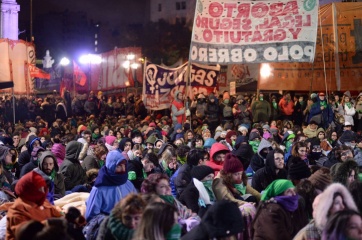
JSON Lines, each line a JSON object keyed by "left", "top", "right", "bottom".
{"left": 190, "top": 0, "right": 319, "bottom": 64}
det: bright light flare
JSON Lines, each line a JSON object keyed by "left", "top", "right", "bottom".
{"left": 60, "top": 57, "right": 70, "bottom": 66}
{"left": 131, "top": 63, "right": 139, "bottom": 69}
{"left": 122, "top": 61, "right": 130, "bottom": 69}
{"left": 79, "top": 54, "right": 102, "bottom": 64}
{"left": 260, "top": 63, "right": 272, "bottom": 78}
{"left": 126, "top": 54, "right": 135, "bottom": 60}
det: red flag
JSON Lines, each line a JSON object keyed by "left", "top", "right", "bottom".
{"left": 73, "top": 61, "right": 87, "bottom": 86}
{"left": 28, "top": 64, "right": 51, "bottom": 80}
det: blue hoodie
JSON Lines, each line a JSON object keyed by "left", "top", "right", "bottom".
{"left": 85, "top": 150, "right": 137, "bottom": 221}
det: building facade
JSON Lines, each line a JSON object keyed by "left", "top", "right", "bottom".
{"left": 150, "top": 0, "right": 196, "bottom": 25}
{"left": 0, "top": 0, "right": 20, "bottom": 40}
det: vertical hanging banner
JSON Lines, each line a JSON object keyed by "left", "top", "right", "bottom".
{"left": 143, "top": 61, "right": 220, "bottom": 110}
{"left": 189, "top": 0, "right": 319, "bottom": 64}
{"left": 0, "top": 39, "right": 35, "bottom": 94}
{"left": 90, "top": 47, "right": 142, "bottom": 91}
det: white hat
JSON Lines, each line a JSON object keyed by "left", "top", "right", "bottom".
{"left": 238, "top": 126, "right": 248, "bottom": 133}
{"left": 344, "top": 121, "right": 352, "bottom": 126}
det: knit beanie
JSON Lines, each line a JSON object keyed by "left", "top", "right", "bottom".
{"left": 223, "top": 153, "right": 244, "bottom": 174}
{"left": 288, "top": 159, "right": 311, "bottom": 180}
{"left": 77, "top": 125, "right": 87, "bottom": 134}
{"left": 146, "top": 135, "right": 157, "bottom": 144}
{"left": 204, "top": 138, "right": 216, "bottom": 149}
{"left": 225, "top": 130, "right": 237, "bottom": 140}
{"left": 270, "top": 126, "right": 278, "bottom": 135}
{"left": 105, "top": 136, "right": 117, "bottom": 145}
{"left": 339, "top": 130, "right": 356, "bottom": 144}
{"left": 235, "top": 135, "right": 248, "bottom": 146}
{"left": 308, "top": 168, "right": 332, "bottom": 191}
{"left": 238, "top": 125, "right": 248, "bottom": 134}
{"left": 31, "top": 146, "right": 45, "bottom": 158}
{"left": 15, "top": 171, "right": 48, "bottom": 206}
{"left": 262, "top": 125, "right": 270, "bottom": 131}
{"left": 175, "top": 124, "right": 183, "bottom": 131}
{"left": 249, "top": 129, "right": 260, "bottom": 141}
{"left": 191, "top": 165, "right": 214, "bottom": 181}
{"left": 202, "top": 200, "right": 244, "bottom": 238}
{"left": 175, "top": 133, "right": 184, "bottom": 141}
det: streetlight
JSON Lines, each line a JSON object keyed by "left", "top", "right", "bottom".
{"left": 122, "top": 53, "right": 140, "bottom": 91}
{"left": 60, "top": 57, "right": 70, "bottom": 66}
{"left": 79, "top": 54, "right": 102, "bottom": 91}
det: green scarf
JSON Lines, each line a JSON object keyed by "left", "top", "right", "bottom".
{"left": 249, "top": 140, "right": 260, "bottom": 153}
{"left": 4, "top": 164, "right": 13, "bottom": 171}
{"left": 159, "top": 195, "right": 175, "bottom": 205}
{"left": 346, "top": 102, "right": 352, "bottom": 109}
{"left": 202, "top": 180, "right": 215, "bottom": 202}
{"left": 165, "top": 223, "right": 182, "bottom": 240}
{"left": 142, "top": 169, "right": 147, "bottom": 179}
{"left": 98, "top": 160, "right": 105, "bottom": 168}
{"left": 234, "top": 183, "right": 246, "bottom": 195}
{"left": 177, "top": 156, "right": 186, "bottom": 165}
{"left": 320, "top": 101, "right": 327, "bottom": 108}
{"left": 49, "top": 169, "right": 56, "bottom": 181}
{"left": 161, "top": 160, "right": 173, "bottom": 177}
{"left": 261, "top": 179, "right": 294, "bottom": 201}
{"left": 272, "top": 102, "right": 278, "bottom": 109}
{"left": 107, "top": 214, "right": 134, "bottom": 240}
{"left": 92, "top": 133, "right": 100, "bottom": 140}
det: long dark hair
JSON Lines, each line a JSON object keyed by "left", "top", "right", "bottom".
{"left": 321, "top": 209, "right": 362, "bottom": 240}
{"left": 132, "top": 202, "right": 177, "bottom": 240}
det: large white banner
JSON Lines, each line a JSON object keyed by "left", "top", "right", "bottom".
{"left": 0, "top": 39, "right": 35, "bottom": 95}
{"left": 190, "top": 0, "right": 319, "bottom": 64}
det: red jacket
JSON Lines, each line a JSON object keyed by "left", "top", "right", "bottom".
{"left": 278, "top": 98, "right": 294, "bottom": 116}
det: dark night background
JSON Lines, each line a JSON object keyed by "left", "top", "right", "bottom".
{"left": 16, "top": 0, "right": 192, "bottom": 65}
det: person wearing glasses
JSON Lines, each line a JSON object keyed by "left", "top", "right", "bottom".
{"left": 252, "top": 148, "right": 288, "bottom": 193}
{"left": 323, "top": 145, "right": 354, "bottom": 168}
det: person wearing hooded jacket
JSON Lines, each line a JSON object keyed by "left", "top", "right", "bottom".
{"left": 252, "top": 148, "right": 288, "bottom": 192}
{"left": 19, "top": 146, "right": 45, "bottom": 178}
{"left": 17, "top": 135, "right": 41, "bottom": 177}
{"left": 59, "top": 141, "right": 86, "bottom": 191}
{"left": 294, "top": 183, "right": 358, "bottom": 240}
{"left": 205, "top": 93, "right": 220, "bottom": 132}
{"left": 171, "top": 90, "right": 186, "bottom": 126}
{"left": 85, "top": 150, "right": 137, "bottom": 222}
{"left": 253, "top": 179, "right": 305, "bottom": 240}
{"left": 246, "top": 138, "right": 272, "bottom": 176}
{"left": 34, "top": 150, "right": 65, "bottom": 200}
{"left": 206, "top": 142, "right": 230, "bottom": 176}
{"left": 0, "top": 145, "right": 18, "bottom": 184}
{"left": 6, "top": 171, "right": 62, "bottom": 240}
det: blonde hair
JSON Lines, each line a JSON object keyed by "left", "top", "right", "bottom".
{"left": 161, "top": 148, "right": 175, "bottom": 165}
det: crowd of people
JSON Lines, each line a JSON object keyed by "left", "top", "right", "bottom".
{"left": 0, "top": 89, "right": 360, "bottom": 239}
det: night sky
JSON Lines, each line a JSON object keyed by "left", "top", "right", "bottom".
{"left": 17, "top": 0, "right": 148, "bottom": 40}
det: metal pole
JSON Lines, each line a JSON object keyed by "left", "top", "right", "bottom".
{"left": 12, "top": 88, "right": 15, "bottom": 124}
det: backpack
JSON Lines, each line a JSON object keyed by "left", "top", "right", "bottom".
{"left": 83, "top": 213, "right": 106, "bottom": 240}
{"left": 223, "top": 104, "right": 233, "bottom": 118}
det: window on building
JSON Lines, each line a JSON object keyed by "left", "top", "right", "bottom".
{"left": 181, "top": 1, "right": 186, "bottom": 9}
{"left": 95, "top": 40, "right": 98, "bottom": 45}
{"left": 95, "top": 33, "right": 98, "bottom": 39}
{"left": 158, "top": 3, "right": 162, "bottom": 12}
{"left": 176, "top": 1, "right": 186, "bottom": 10}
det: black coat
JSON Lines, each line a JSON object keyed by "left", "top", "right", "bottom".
{"left": 252, "top": 151, "right": 287, "bottom": 192}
